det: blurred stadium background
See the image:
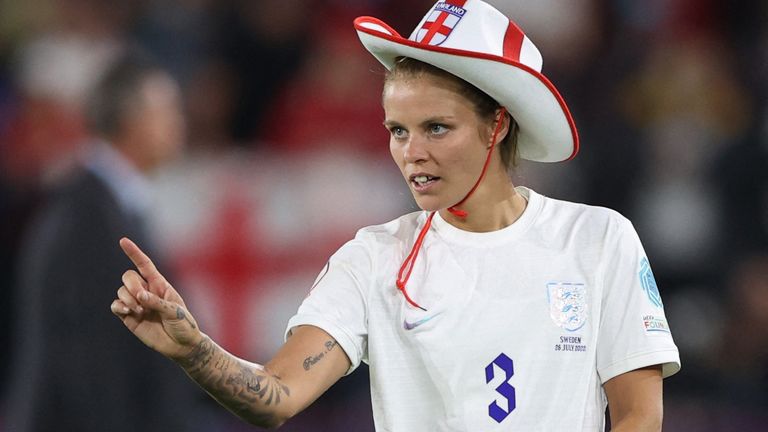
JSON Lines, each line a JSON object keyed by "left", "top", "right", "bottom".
{"left": 0, "top": 0, "right": 766, "bottom": 430}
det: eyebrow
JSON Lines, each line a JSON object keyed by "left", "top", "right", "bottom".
{"left": 383, "top": 115, "right": 456, "bottom": 128}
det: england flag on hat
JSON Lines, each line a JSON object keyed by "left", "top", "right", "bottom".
{"left": 414, "top": 1, "right": 468, "bottom": 46}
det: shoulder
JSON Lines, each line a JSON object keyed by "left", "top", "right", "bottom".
{"left": 353, "top": 211, "right": 424, "bottom": 246}
{"left": 541, "top": 191, "right": 629, "bottom": 225}
{"left": 31, "top": 168, "right": 125, "bottom": 243}
{"left": 529, "top": 189, "right": 634, "bottom": 244}
{"left": 46, "top": 167, "right": 114, "bottom": 210}
{"left": 328, "top": 212, "right": 422, "bottom": 267}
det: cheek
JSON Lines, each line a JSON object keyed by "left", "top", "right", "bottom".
{"left": 153, "top": 109, "right": 184, "bottom": 140}
{"left": 138, "top": 112, "right": 185, "bottom": 160}
{"left": 445, "top": 132, "right": 486, "bottom": 172}
{"left": 389, "top": 139, "right": 404, "bottom": 168}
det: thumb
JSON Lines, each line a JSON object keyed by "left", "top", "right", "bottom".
{"left": 162, "top": 284, "right": 188, "bottom": 309}
{"left": 141, "top": 288, "right": 200, "bottom": 349}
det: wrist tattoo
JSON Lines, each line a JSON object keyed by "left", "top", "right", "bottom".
{"left": 302, "top": 340, "right": 338, "bottom": 371}
{"left": 179, "top": 337, "right": 214, "bottom": 372}
{"left": 227, "top": 364, "right": 291, "bottom": 406}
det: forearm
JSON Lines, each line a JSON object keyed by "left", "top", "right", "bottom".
{"left": 177, "top": 335, "right": 293, "bottom": 428}
{"left": 113, "top": 242, "right": 343, "bottom": 427}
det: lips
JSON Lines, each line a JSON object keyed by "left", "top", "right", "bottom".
{"left": 409, "top": 173, "right": 441, "bottom": 192}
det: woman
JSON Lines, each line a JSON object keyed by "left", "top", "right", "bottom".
{"left": 111, "top": 1, "right": 680, "bottom": 430}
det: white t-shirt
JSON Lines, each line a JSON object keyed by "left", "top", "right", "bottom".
{"left": 286, "top": 187, "right": 680, "bottom": 431}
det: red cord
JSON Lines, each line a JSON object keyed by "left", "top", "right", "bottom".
{"left": 448, "top": 108, "right": 507, "bottom": 217}
{"left": 395, "top": 212, "right": 435, "bottom": 311}
{"left": 396, "top": 109, "right": 507, "bottom": 310}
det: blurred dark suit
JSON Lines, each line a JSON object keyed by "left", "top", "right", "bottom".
{"left": 3, "top": 153, "right": 202, "bottom": 431}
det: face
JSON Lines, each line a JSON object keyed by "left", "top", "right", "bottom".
{"left": 125, "top": 73, "right": 186, "bottom": 171}
{"left": 383, "top": 73, "right": 494, "bottom": 212}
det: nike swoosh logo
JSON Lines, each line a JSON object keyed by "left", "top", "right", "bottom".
{"left": 403, "top": 313, "right": 441, "bottom": 330}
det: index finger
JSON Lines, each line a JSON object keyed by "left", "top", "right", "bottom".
{"left": 120, "top": 237, "right": 165, "bottom": 285}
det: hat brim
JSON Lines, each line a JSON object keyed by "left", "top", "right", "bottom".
{"left": 355, "top": 16, "right": 579, "bottom": 163}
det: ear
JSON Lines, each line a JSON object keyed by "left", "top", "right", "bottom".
{"left": 487, "top": 108, "right": 510, "bottom": 148}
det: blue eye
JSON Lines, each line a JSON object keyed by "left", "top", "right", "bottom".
{"left": 390, "top": 126, "right": 408, "bottom": 139}
{"left": 429, "top": 124, "right": 448, "bottom": 135}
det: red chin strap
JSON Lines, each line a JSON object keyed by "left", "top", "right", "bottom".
{"left": 396, "top": 108, "right": 507, "bottom": 311}
{"left": 447, "top": 107, "right": 507, "bottom": 218}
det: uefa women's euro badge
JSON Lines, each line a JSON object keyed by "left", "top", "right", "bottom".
{"left": 547, "top": 282, "right": 587, "bottom": 332}
{"left": 639, "top": 257, "right": 663, "bottom": 308}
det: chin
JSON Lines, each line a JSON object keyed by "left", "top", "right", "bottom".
{"left": 412, "top": 196, "right": 443, "bottom": 213}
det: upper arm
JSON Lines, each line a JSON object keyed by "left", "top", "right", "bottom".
{"left": 594, "top": 216, "right": 676, "bottom": 430}
{"left": 265, "top": 325, "right": 351, "bottom": 419}
{"left": 596, "top": 216, "right": 680, "bottom": 381}
{"left": 268, "top": 237, "right": 372, "bottom": 419}
{"left": 604, "top": 365, "right": 663, "bottom": 432}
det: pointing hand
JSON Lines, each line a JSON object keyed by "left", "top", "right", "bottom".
{"left": 110, "top": 238, "right": 202, "bottom": 360}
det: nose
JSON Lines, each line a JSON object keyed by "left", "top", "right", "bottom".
{"left": 403, "top": 134, "right": 428, "bottom": 164}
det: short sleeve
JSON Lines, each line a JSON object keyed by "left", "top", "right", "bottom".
{"left": 595, "top": 216, "right": 681, "bottom": 383}
{"left": 284, "top": 236, "right": 372, "bottom": 375}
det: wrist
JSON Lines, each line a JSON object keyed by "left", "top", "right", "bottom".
{"left": 173, "top": 332, "right": 209, "bottom": 368}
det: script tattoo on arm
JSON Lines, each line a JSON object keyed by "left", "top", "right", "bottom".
{"left": 178, "top": 336, "right": 291, "bottom": 426}
{"left": 302, "top": 340, "right": 338, "bottom": 372}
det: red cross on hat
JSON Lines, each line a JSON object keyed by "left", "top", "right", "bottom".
{"left": 419, "top": 0, "right": 468, "bottom": 45}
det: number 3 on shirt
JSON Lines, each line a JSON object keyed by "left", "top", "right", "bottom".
{"left": 485, "top": 353, "right": 516, "bottom": 423}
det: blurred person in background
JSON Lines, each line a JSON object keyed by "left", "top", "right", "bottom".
{"left": 2, "top": 50, "right": 204, "bottom": 431}
{"left": 0, "top": 1, "right": 132, "bottom": 412}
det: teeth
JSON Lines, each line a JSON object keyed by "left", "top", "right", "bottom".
{"left": 414, "top": 176, "right": 429, "bottom": 184}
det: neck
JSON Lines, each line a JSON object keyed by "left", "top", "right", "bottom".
{"left": 439, "top": 177, "right": 527, "bottom": 232}
{"left": 111, "top": 137, "right": 151, "bottom": 174}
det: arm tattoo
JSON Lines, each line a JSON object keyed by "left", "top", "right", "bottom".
{"left": 302, "top": 340, "right": 338, "bottom": 371}
{"left": 179, "top": 337, "right": 290, "bottom": 425}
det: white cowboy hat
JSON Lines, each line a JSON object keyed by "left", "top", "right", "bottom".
{"left": 354, "top": 0, "right": 579, "bottom": 162}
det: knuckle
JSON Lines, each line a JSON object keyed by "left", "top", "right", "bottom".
{"left": 118, "top": 292, "right": 134, "bottom": 304}
{"left": 121, "top": 270, "right": 136, "bottom": 282}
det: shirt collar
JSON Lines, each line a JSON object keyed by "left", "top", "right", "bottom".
{"left": 83, "top": 140, "right": 152, "bottom": 216}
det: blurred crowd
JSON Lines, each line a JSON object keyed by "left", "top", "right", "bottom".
{"left": 0, "top": 0, "right": 766, "bottom": 431}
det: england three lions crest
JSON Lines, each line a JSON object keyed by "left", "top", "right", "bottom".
{"left": 547, "top": 282, "right": 588, "bottom": 331}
